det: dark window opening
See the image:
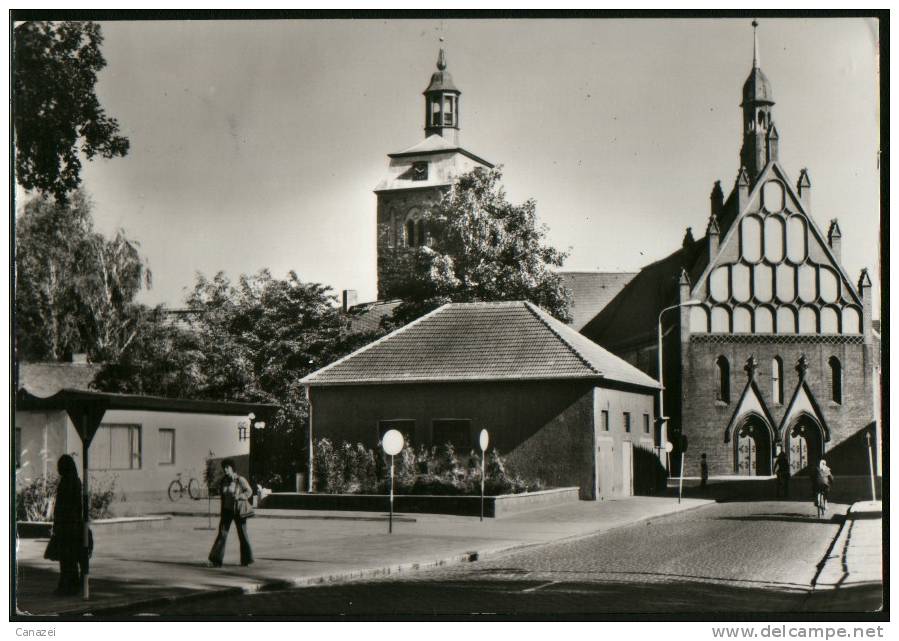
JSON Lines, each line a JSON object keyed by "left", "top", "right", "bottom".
{"left": 405, "top": 220, "right": 416, "bottom": 247}
{"left": 432, "top": 419, "right": 472, "bottom": 451}
{"left": 601, "top": 410, "right": 609, "bottom": 432}
{"left": 716, "top": 356, "right": 730, "bottom": 403}
{"left": 643, "top": 414, "right": 650, "bottom": 435}
{"left": 623, "top": 412, "right": 631, "bottom": 433}
{"left": 829, "top": 357, "right": 842, "bottom": 404}
{"left": 378, "top": 420, "right": 416, "bottom": 445}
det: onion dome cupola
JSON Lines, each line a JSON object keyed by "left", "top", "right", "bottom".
{"left": 739, "top": 20, "right": 778, "bottom": 182}
{"left": 423, "top": 48, "right": 461, "bottom": 145}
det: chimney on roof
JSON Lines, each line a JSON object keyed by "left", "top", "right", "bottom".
{"left": 342, "top": 289, "right": 358, "bottom": 312}
{"left": 682, "top": 227, "right": 695, "bottom": 249}
{"left": 71, "top": 353, "right": 89, "bottom": 365}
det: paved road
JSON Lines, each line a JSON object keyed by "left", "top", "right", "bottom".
{"left": 120, "top": 501, "right": 856, "bottom": 617}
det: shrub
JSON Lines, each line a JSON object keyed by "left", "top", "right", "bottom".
{"left": 16, "top": 474, "right": 117, "bottom": 521}
{"left": 310, "top": 438, "right": 543, "bottom": 496}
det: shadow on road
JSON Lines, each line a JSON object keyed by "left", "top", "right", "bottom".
{"left": 715, "top": 513, "right": 845, "bottom": 525}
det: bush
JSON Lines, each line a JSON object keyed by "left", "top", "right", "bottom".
{"left": 16, "top": 474, "right": 117, "bottom": 521}
{"left": 311, "top": 438, "right": 543, "bottom": 496}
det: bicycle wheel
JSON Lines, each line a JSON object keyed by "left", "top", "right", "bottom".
{"left": 168, "top": 480, "right": 184, "bottom": 501}
{"left": 187, "top": 478, "right": 202, "bottom": 500}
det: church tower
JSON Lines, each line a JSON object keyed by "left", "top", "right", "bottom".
{"left": 739, "top": 20, "right": 778, "bottom": 183}
{"left": 374, "top": 48, "right": 493, "bottom": 300}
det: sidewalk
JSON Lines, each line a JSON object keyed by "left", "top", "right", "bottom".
{"left": 806, "top": 500, "right": 883, "bottom": 612}
{"left": 14, "top": 496, "right": 711, "bottom": 616}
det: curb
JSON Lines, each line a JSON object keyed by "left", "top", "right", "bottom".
{"left": 32, "top": 499, "right": 717, "bottom": 616}
{"left": 144, "top": 511, "right": 418, "bottom": 523}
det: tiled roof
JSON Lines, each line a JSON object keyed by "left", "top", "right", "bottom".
{"left": 561, "top": 271, "right": 637, "bottom": 331}
{"left": 302, "top": 301, "right": 660, "bottom": 389}
{"left": 346, "top": 300, "right": 402, "bottom": 333}
{"left": 17, "top": 362, "right": 103, "bottom": 397}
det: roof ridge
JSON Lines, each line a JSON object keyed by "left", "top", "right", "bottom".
{"left": 522, "top": 302, "right": 601, "bottom": 376}
{"left": 300, "top": 302, "right": 451, "bottom": 384}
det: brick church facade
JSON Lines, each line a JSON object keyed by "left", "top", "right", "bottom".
{"left": 581, "top": 24, "right": 880, "bottom": 480}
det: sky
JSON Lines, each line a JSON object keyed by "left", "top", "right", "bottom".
{"left": 52, "top": 17, "right": 880, "bottom": 314}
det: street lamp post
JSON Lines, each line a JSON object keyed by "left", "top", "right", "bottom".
{"left": 657, "top": 299, "right": 702, "bottom": 492}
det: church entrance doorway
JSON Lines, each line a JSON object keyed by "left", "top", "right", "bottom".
{"left": 786, "top": 416, "right": 824, "bottom": 477}
{"left": 734, "top": 415, "right": 772, "bottom": 476}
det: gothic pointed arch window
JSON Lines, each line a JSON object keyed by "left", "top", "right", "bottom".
{"left": 829, "top": 356, "right": 842, "bottom": 404}
{"left": 405, "top": 219, "right": 417, "bottom": 247}
{"left": 772, "top": 356, "right": 784, "bottom": 405}
{"left": 715, "top": 356, "right": 730, "bottom": 403}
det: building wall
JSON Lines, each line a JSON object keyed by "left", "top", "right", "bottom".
{"left": 593, "top": 387, "right": 657, "bottom": 498}
{"left": 310, "top": 380, "right": 658, "bottom": 500}
{"left": 15, "top": 409, "right": 250, "bottom": 499}
{"left": 15, "top": 410, "right": 68, "bottom": 485}
{"left": 681, "top": 337, "right": 874, "bottom": 477}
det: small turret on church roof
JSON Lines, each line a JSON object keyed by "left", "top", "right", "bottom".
{"left": 424, "top": 48, "right": 460, "bottom": 93}
{"left": 741, "top": 20, "right": 774, "bottom": 106}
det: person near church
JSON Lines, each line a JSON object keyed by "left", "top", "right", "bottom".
{"left": 700, "top": 453, "right": 709, "bottom": 491}
{"left": 49, "top": 454, "right": 86, "bottom": 596}
{"left": 812, "top": 459, "right": 834, "bottom": 511}
{"left": 207, "top": 459, "right": 254, "bottom": 567}
{"left": 774, "top": 449, "right": 790, "bottom": 498}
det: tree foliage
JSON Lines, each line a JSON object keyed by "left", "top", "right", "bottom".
{"left": 385, "top": 167, "right": 572, "bottom": 327}
{"left": 15, "top": 193, "right": 151, "bottom": 362}
{"left": 14, "top": 21, "right": 129, "bottom": 202}
{"left": 94, "top": 270, "right": 383, "bottom": 485}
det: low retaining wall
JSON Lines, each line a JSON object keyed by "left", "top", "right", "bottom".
{"left": 260, "top": 487, "right": 580, "bottom": 518}
{"left": 16, "top": 516, "right": 172, "bottom": 539}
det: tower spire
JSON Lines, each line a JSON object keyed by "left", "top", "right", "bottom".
{"left": 423, "top": 42, "right": 461, "bottom": 144}
{"left": 752, "top": 19, "right": 759, "bottom": 68}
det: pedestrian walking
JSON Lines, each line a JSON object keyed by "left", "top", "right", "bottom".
{"left": 207, "top": 459, "right": 254, "bottom": 567}
{"left": 813, "top": 458, "right": 834, "bottom": 515}
{"left": 774, "top": 450, "right": 790, "bottom": 498}
{"left": 700, "top": 453, "right": 709, "bottom": 491}
{"left": 47, "top": 454, "right": 86, "bottom": 596}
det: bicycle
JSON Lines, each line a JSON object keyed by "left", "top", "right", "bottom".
{"left": 168, "top": 472, "right": 202, "bottom": 501}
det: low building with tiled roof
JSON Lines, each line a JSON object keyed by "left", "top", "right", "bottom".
{"left": 302, "top": 301, "right": 664, "bottom": 499}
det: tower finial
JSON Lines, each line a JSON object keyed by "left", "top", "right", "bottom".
{"left": 752, "top": 19, "right": 759, "bottom": 68}
{"left": 437, "top": 47, "right": 446, "bottom": 71}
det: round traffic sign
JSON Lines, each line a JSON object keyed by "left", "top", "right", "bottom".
{"left": 479, "top": 429, "right": 490, "bottom": 451}
{"left": 664, "top": 441, "right": 674, "bottom": 454}
{"left": 381, "top": 429, "right": 404, "bottom": 455}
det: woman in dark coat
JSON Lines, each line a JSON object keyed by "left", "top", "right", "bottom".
{"left": 52, "top": 454, "right": 84, "bottom": 596}
{"left": 207, "top": 459, "right": 254, "bottom": 567}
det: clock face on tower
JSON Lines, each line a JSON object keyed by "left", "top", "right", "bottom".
{"left": 412, "top": 162, "right": 428, "bottom": 181}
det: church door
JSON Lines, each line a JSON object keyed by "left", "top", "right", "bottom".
{"left": 735, "top": 417, "right": 772, "bottom": 476}
{"left": 788, "top": 417, "right": 823, "bottom": 477}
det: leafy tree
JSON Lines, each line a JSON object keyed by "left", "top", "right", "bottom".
{"left": 95, "top": 270, "right": 383, "bottom": 486}
{"left": 15, "top": 192, "right": 151, "bottom": 362}
{"left": 384, "top": 167, "right": 572, "bottom": 327}
{"left": 14, "top": 21, "right": 129, "bottom": 202}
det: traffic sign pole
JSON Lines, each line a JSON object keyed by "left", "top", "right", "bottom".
{"left": 389, "top": 455, "right": 394, "bottom": 534}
